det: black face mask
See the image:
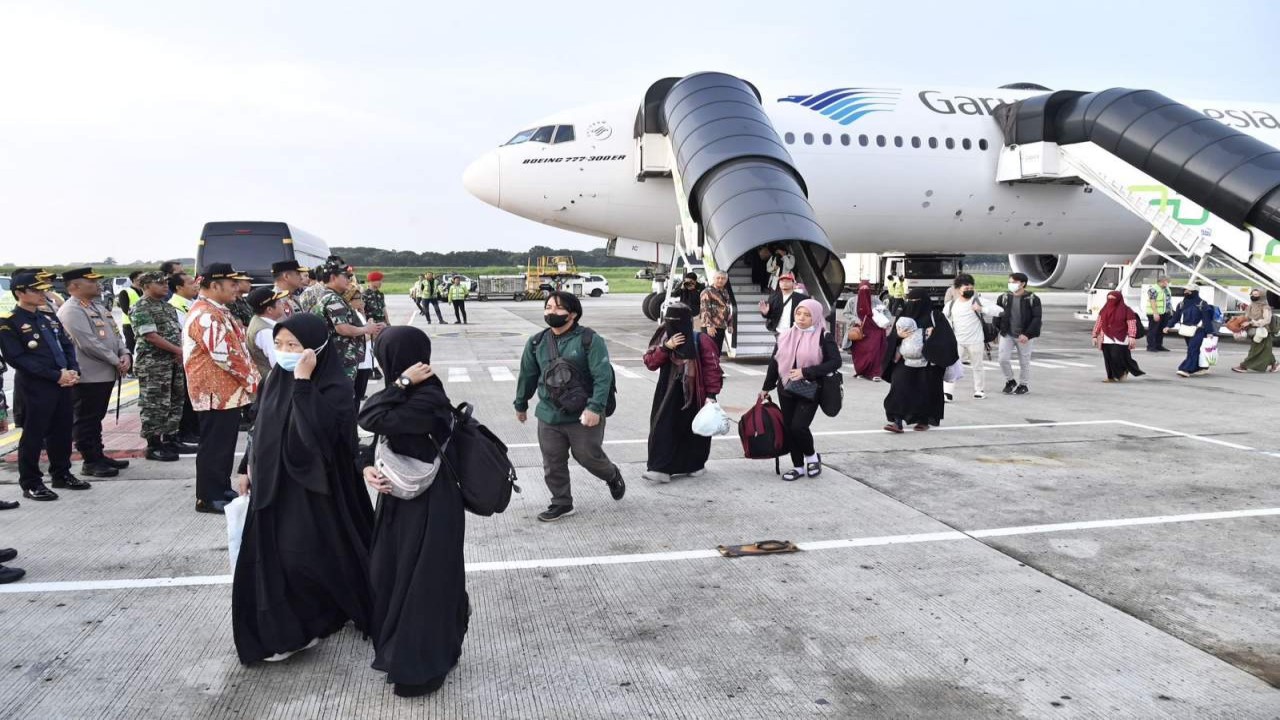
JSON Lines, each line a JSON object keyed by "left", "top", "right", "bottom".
{"left": 545, "top": 313, "right": 569, "bottom": 328}
{"left": 961, "top": 289, "right": 975, "bottom": 299}
{"left": 1251, "top": 295, "right": 1262, "bottom": 302}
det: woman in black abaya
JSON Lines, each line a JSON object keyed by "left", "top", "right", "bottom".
{"left": 882, "top": 288, "right": 957, "bottom": 433}
{"left": 357, "top": 326, "right": 469, "bottom": 698}
{"left": 641, "top": 303, "right": 723, "bottom": 483}
{"left": 232, "top": 313, "right": 373, "bottom": 664}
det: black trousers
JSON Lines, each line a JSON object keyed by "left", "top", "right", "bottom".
{"left": 452, "top": 299, "right": 468, "bottom": 323}
{"left": 778, "top": 391, "right": 820, "bottom": 470}
{"left": 197, "top": 408, "right": 241, "bottom": 502}
{"left": 423, "top": 297, "right": 445, "bottom": 323}
{"left": 72, "top": 381, "right": 114, "bottom": 463}
{"left": 15, "top": 375, "right": 73, "bottom": 489}
{"left": 1146, "top": 314, "right": 1167, "bottom": 350}
{"left": 179, "top": 392, "right": 200, "bottom": 439}
{"left": 123, "top": 325, "right": 136, "bottom": 355}
{"left": 354, "top": 368, "right": 372, "bottom": 402}
{"left": 709, "top": 329, "right": 726, "bottom": 356}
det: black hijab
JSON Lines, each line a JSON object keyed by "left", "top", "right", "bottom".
{"left": 359, "top": 326, "right": 452, "bottom": 462}
{"left": 374, "top": 326, "right": 445, "bottom": 392}
{"left": 251, "top": 313, "right": 354, "bottom": 508}
{"left": 882, "top": 288, "right": 956, "bottom": 376}
{"left": 649, "top": 302, "right": 697, "bottom": 359}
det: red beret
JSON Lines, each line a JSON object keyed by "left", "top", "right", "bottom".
{"left": 367, "top": 271, "right": 384, "bottom": 282}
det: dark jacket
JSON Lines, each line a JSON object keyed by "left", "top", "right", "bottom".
{"left": 0, "top": 306, "right": 80, "bottom": 384}
{"left": 762, "top": 331, "right": 841, "bottom": 392}
{"left": 761, "top": 290, "right": 811, "bottom": 332}
{"left": 514, "top": 324, "right": 614, "bottom": 424}
{"left": 642, "top": 332, "right": 724, "bottom": 408}
{"left": 995, "top": 292, "right": 1043, "bottom": 339}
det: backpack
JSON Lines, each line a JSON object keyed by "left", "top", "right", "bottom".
{"left": 431, "top": 402, "right": 521, "bottom": 516}
{"left": 536, "top": 327, "right": 617, "bottom": 417}
{"left": 739, "top": 396, "right": 789, "bottom": 474}
{"left": 1132, "top": 309, "right": 1148, "bottom": 340}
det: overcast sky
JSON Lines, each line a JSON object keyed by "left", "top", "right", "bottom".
{"left": 1, "top": 0, "right": 1277, "bottom": 265}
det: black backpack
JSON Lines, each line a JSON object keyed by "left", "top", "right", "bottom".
{"left": 536, "top": 327, "right": 617, "bottom": 417}
{"left": 432, "top": 402, "right": 520, "bottom": 516}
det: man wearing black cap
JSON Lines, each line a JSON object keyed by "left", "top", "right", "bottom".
{"left": 245, "top": 287, "right": 289, "bottom": 380}
{"left": 270, "top": 260, "right": 304, "bottom": 316}
{"left": 58, "top": 268, "right": 132, "bottom": 478}
{"left": 0, "top": 271, "right": 87, "bottom": 500}
{"left": 131, "top": 272, "right": 190, "bottom": 461}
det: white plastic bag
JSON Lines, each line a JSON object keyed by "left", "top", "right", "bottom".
{"left": 691, "top": 399, "right": 732, "bottom": 437}
{"left": 225, "top": 495, "right": 250, "bottom": 573}
{"left": 1199, "top": 335, "right": 1219, "bottom": 368}
{"left": 872, "top": 304, "right": 892, "bottom": 329}
{"left": 943, "top": 360, "right": 966, "bottom": 383}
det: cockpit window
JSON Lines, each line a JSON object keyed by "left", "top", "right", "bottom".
{"left": 553, "top": 125, "right": 575, "bottom": 144}
{"left": 530, "top": 125, "right": 555, "bottom": 143}
{"left": 505, "top": 124, "right": 574, "bottom": 146}
{"left": 504, "top": 128, "right": 537, "bottom": 145}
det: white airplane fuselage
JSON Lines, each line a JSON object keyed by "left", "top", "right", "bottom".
{"left": 464, "top": 84, "right": 1280, "bottom": 268}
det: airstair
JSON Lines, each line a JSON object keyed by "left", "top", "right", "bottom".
{"left": 635, "top": 72, "right": 845, "bottom": 357}
{"left": 992, "top": 88, "right": 1280, "bottom": 305}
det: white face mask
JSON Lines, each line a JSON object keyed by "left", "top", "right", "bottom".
{"left": 1008, "top": 282, "right": 1022, "bottom": 293}
{"left": 275, "top": 341, "right": 327, "bottom": 372}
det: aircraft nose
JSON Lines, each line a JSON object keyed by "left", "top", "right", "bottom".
{"left": 463, "top": 150, "right": 501, "bottom": 207}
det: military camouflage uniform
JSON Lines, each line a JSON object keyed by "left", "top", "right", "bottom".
{"left": 228, "top": 296, "right": 253, "bottom": 328}
{"left": 363, "top": 288, "right": 388, "bottom": 324}
{"left": 298, "top": 284, "right": 328, "bottom": 315}
{"left": 130, "top": 295, "right": 185, "bottom": 438}
{"left": 313, "top": 289, "right": 362, "bottom": 379}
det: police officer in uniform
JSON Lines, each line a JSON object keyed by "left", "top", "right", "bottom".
{"left": 270, "top": 260, "right": 305, "bottom": 316}
{"left": 57, "top": 268, "right": 132, "bottom": 478}
{"left": 0, "top": 271, "right": 89, "bottom": 500}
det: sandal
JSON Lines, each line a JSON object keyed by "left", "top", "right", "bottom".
{"left": 883, "top": 422, "right": 904, "bottom": 434}
{"left": 781, "top": 469, "right": 803, "bottom": 482}
{"left": 806, "top": 456, "right": 822, "bottom": 477}
{"left": 913, "top": 424, "right": 930, "bottom": 431}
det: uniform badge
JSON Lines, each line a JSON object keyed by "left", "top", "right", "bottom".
{"left": 99, "top": 330, "right": 107, "bottom": 337}
{"left": 20, "top": 323, "right": 32, "bottom": 331}
{"left": 27, "top": 340, "right": 38, "bottom": 349}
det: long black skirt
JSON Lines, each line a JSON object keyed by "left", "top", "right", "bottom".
{"left": 1101, "top": 343, "right": 1144, "bottom": 380}
{"left": 883, "top": 362, "right": 946, "bottom": 426}
{"left": 233, "top": 476, "right": 373, "bottom": 664}
{"left": 647, "top": 374, "right": 711, "bottom": 475}
{"left": 370, "top": 471, "right": 469, "bottom": 686}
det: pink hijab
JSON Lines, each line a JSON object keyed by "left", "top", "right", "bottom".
{"left": 774, "top": 298, "right": 826, "bottom": 384}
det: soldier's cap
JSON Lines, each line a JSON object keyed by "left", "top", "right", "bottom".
{"left": 247, "top": 287, "right": 289, "bottom": 313}
{"left": 200, "top": 262, "right": 252, "bottom": 281}
{"left": 10, "top": 270, "right": 52, "bottom": 292}
{"left": 271, "top": 260, "right": 302, "bottom": 274}
{"left": 138, "top": 271, "right": 167, "bottom": 286}
{"left": 63, "top": 267, "right": 104, "bottom": 282}
{"left": 366, "top": 271, "right": 384, "bottom": 282}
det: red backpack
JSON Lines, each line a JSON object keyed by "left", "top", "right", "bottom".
{"left": 739, "top": 396, "right": 789, "bottom": 473}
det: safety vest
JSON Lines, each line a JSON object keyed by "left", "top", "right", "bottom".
{"left": 887, "top": 278, "right": 905, "bottom": 299}
{"left": 1146, "top": 284, "right": 1170, "bottom": 315}
{"left": 120, "top": 286, "right": 141, "bottom": 325}
{"left": 447, "top": 283, "right": 468, "bottom": 301}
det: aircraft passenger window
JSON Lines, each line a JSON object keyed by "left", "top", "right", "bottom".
{"left": 531, "top": 125, "right": 555, "bottom": 143}
{"left": 784, "top": 132, "right": 795, "bottom": 144}
{"left": 911, "top": 136, "right": 921, "bottom": 148}
{"left": 504, "top": 128, "right": 537, "bottom": 145}
{"left": 803, "top": 133, "right": 814, "bottom": 145}
{"left": 840, "top": 134, "right": 850, "bottom": 146}
{"left": 859, "top": 134, "right": 869, "bottom": 147}
{"left": 978, "top": 138, "right": 990, "bottom": 150}
{"left": 928, "top": 137, "right": 938, "bottom": 149}
{"left": 875, "top": 135, "right": 886, "bottom": 147}
{"left": 822, "top": 133, "right": 832, "bottom": 145}
{"left": 962, "top": 138, "right": 972, "bottom": 150}
{"left": 553, "top": 125, "right": 575, "bottom": 144}
{"left": 893, "top": 136, "right": 903, "bottom": 148}
{"left": 946, "top": 138, "right": 956, "bottom": 149}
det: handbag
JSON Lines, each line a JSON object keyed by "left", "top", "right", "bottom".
{"left": 847, "top": 324, "right": 865, "bottom": 343}
{"left": 819, "top": 371, "right": 843, "bottom": 417}
{"left": 1176, "top": 323, "right": 1198, "bottom": 338}
{"left": 782, "top": 378, "right": 820, "bottom": 401}
{"left": 1225, "top": 315, "right": 1250, "bottom": 334}
{"left": 374, "top": 432, "right": 449, "bottom": 501}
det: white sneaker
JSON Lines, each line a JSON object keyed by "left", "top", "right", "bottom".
{"left": 642, "top": 470, "right": 671, "bottom": 484}
{"left": 263, "top": 637, "right": 320, "bottom": 663}
{"left": 973, "top": 391, "right": 985, "bottom": 399}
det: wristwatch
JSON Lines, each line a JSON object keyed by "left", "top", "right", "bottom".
{"left": 396, "top": 375, "right": 412, "bottom": 389}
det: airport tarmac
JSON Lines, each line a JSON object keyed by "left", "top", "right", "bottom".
{"left": 1, "top": 292, "right": 1278, "bottom": 719}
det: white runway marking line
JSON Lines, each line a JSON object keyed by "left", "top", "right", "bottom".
{"left": 447, "top": 367, "right": 471, "bottom": 383}
{"left": 5, "top": 506, "right": 1277, "bottom": 594}
{"left": 723, "top": 365, "right": 766, "bottom": 376}
{"left": 610, "top": 363, "right": 642, "bottom": 379}
{"left": 487, "top": 366, "right": 515, "bottom": 382}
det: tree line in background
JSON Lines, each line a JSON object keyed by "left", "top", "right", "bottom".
{"left": 331, "top": 246, "right": 649, "bottom": 268}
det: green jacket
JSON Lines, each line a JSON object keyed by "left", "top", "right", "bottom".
{"left": 514, "top": 325, "right": 613, "bottom": 425}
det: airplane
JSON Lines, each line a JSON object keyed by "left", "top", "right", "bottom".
{"left": 462, "top": 76, "right": 1280, "bottom": 353}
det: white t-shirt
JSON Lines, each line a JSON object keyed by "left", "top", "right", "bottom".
{"left": 356, "top": 310, "right": 374, "bottom": 370}
{"left": 945, "top": 296, "right": 987, "bottom": 346}
{"left": 777, "top": 292, "right": 798, "bottom": 332}
{"left": 254, "top": 316, "right": 277, "bottom": 368}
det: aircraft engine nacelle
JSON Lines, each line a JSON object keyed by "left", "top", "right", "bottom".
{"left": 1007, "top": 253, "right": 1132, "bottom": 290}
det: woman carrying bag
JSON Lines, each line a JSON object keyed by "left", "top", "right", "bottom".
{"left": 882, "top": 288, "right": 957, "bottom": 433}
{"left": 1092, "top": 291, "right": 1146, "bottom": 382}
{"left": 844, "top": 280, "right": 887, "bottom": 381}
{"left": 1232, "top": 290, "right": 1277, "bottom": 373}
{"left": 642, "top": 303, "right": 723, "bottom": 483}
{"left": 759, "top": 298, "right": 842, "bottom": 481}
{"left": 1174, "top": 285, "right": 1218, "bottom": 378}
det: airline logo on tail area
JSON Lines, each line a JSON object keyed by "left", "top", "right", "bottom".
{"left": 778, "top": 88, "right": 901, "bottom": 125}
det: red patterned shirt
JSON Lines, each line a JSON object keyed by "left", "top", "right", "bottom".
{"left": 183, "top": 296, "right": 260, "bottom": 411}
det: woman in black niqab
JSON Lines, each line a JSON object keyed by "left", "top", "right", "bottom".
{"left": 641, "top": 302, "right": 722, "bottom": 480}
{"left": 357, "top": 325, "right": 469, "bottom": 698}
{"left": 232, "top": 313, "right": 373, "bottom": 664}
{"left": 881, "top": 288, "right": 956, "bottom": 432}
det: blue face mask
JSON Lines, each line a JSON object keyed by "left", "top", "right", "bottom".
{"left": 275, "top": 341, "right": 326, "bottom": 372}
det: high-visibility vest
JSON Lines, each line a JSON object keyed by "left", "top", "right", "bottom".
{"left": 447, "top": 283, "right": 468, "bottom": 301}
{"left": 119, "top": 287, "right": 141, "bottom": 325}
{"left": 887, "top": 278, "right": 905, "bottom": 299}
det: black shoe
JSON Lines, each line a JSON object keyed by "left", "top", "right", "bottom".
{"left": 80, "top": 462, "right": 118, "bottom": 478}
{"left": 178, "top": 434, "right": 201, "bottom": 446}
{"left": 1014, "top": 384, "right": 1029, "bottom": 395}
{"left": 607, "top": 471, "right": 626, "bottom": 501}
{"left": 164, "top": 436, "right": 199, "bottom": 454}
{"left": 100, "top": 456, "right": 130, "bottom": 469}
{"left": 195, "top": 499, "right": 229, "bottom": 514}
{"left": 0, "top": 566, "right": 25, "bottom": 584}
{"left": 146, "top": 446, "right": 179, "bottom": 462}
{"left": 1002, "top": 380, "right": 1017, "bottom": 395}
{"left": 0, "top": 500, "right": 19, "bottom": 510}
{"left": 0, "top": 548, "right": 16, "bottom": 563}
{"left": 394, "top": 675, "right": 447, "bottom": 698}
{"left": 22, "top": 486, "right": 59, "bottom": 502}
{"left": 453, "top": 320, "right": 461, "bottom": 324}
{"left": 51, "top": 474, "right": 92, "bottom": 490}
{"left": 944, "top": 392, "right": 954, "bottom": 403}
{"left": 537, "top": 505, "right": 575, "bottom": 522}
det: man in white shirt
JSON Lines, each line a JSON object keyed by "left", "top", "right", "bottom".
{"left": 759, "top": 273, "right": 810, "bottom": 333}
{"left": 167, "top": 272, "right": 199, "bottom": 327}
{"left": 943, "top": 273, "right": 993, "bottom": 400}
{"left": 244, "top": 287, "right": 288, "bottom": 381}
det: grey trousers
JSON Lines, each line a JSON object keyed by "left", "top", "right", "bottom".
{"left": 537, "top": 418, "right": 618, "bottom": 507}
{"left": 998, "top": 335, "right": 1035, "bottom": 384}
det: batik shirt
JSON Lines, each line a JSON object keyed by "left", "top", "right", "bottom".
{"left": 313, "top": 289, "right": 361, "bottom": 379}
{"left": 183, "top": 297, "right": 260, "bottom": 411}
